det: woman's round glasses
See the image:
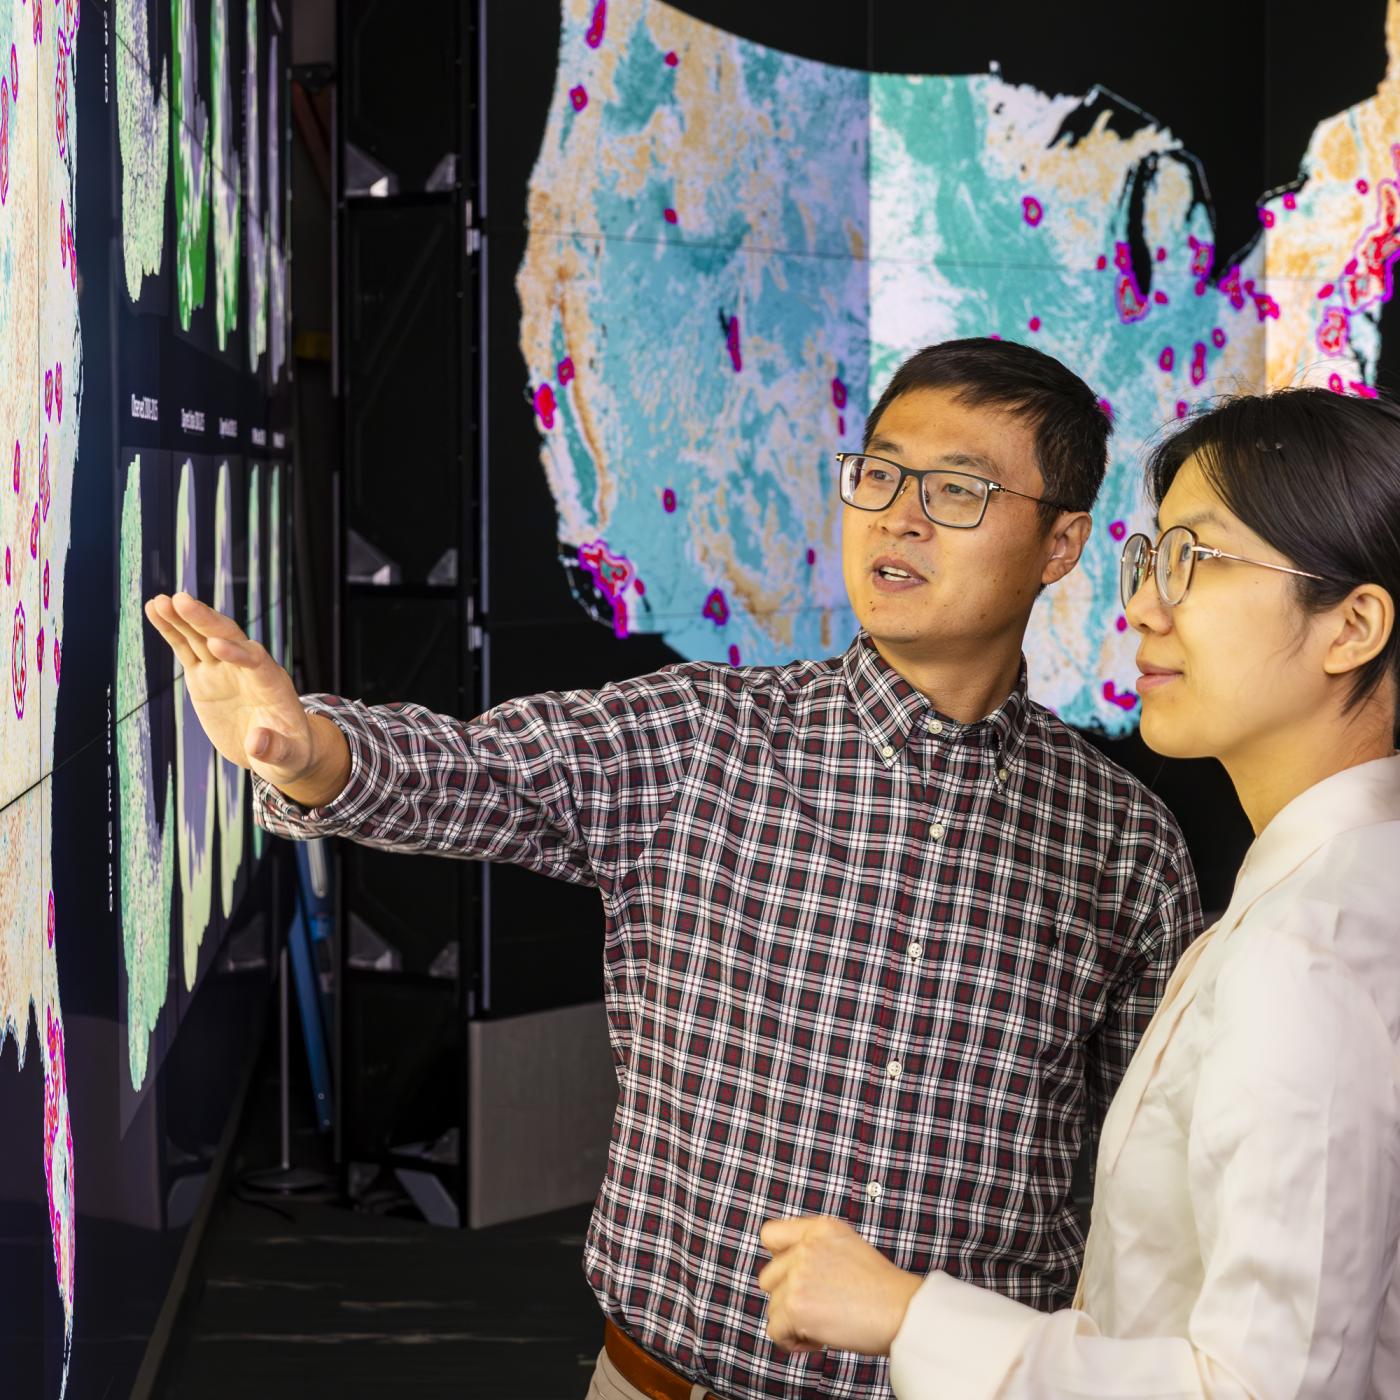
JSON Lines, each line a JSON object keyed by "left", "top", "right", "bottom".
{"left": 835, "top": 452, "right": 1068, "bottom": 530}
{"left": 1119, "top": 525, "right": 1328, "bottom": 611}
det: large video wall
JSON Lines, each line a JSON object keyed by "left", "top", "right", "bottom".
{"left": 468, "top": 0, "right": 1400, "bottom": 1003}
{"left": 0, "top": 0, "right": 291, "bottom": 1392}
{"left": 509, "top": 0, "right": 1400, "bottom": 735}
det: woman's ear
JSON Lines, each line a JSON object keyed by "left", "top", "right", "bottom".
{"left": 1322, "top": 582, "right": 1396, "bottom": 676}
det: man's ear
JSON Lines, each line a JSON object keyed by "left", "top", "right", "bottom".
{"left": 1042, "top": 512, "right": 1092, "bottom": 587}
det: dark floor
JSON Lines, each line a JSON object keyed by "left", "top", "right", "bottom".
{"left": 158, "top": 1026, "right": 603, "bottom": 1399}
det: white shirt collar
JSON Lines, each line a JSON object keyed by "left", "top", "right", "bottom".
{"left": 1223, "top": 754, "right": 1400, "bottom": 929}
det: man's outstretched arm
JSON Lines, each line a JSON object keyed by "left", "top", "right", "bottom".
{"left": 145, "top": 591, "right": 352, "bottom": 807}
{"left": 144, "top": 591, "right": 700, "bottom": 889}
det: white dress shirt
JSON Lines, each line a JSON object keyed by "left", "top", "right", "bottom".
{"left": 890, "top": 755, "right": 1400, "bottom": 1399}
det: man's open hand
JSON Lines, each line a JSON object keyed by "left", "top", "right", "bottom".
{"left": 758, "top": 1216, "right": 923, "bottom": 1358}
{"left": 144, "top": 592, "right": 349, "bottom": 807}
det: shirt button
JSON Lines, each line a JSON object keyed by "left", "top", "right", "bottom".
{"left": 930, "top": 822, "right": 945, "bottom": 841}
{"left": 908, "top": 942, "right": 923, "bottom": 962}
{"left": 928, "top": 719, "right": 944, "bottom": 735}
{"left": 866, "top": 1181, "right": 882, "bottom": 1201}
{"left": 886, "top": 1059, "right": 903, "bottom": 1079}
{"left": 881, "top": 744, "right": 895, "bottom": 759}
{"left": 998, "top": 768, "right": 1009, "bottom": 783}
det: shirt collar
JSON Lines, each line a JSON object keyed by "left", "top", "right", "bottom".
{"left": 1222, "top": 753, "right": 1400, "bottom": 925}
{"left": 841, "top": 633, "right": 1033, "bottom": 767}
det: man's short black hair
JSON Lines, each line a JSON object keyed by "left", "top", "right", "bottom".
{"left": 865, "top": 337, "right": 1111, "bottom": 527}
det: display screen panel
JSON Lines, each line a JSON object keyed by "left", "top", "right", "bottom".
{"left": 0, "top": 0, "right": 293, "bottom": 1392}
{"left": 481, "top": 0, "right": 1397, "bottom": 992}
{"left": 506, "top": 0, "right": 1400, "bottom": 734}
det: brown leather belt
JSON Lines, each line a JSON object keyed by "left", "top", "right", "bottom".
{"left": 603, "top": 1319, "right": 722, "bottom": 1400}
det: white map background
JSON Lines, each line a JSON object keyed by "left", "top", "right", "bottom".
{"left": 0, "top": 0, "right": 83, "bottom": 1388}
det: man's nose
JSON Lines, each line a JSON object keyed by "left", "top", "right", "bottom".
{"left": 880, "top": 477, "right": 932, "bottom": 534}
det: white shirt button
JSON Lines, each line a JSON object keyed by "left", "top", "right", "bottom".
{"left": 930, "top": 822, "right": 945, "bottom": 841}
{"left": 886, "top": 1059, "right": 903, "bottom": 1079}
{"left": 998, "top": 768, "right": 1009, "bottom": 783}
{"left": 928, "top": 718, "right": 944, "bottom": 735}
{"left": 881, "top": 744, "right": 895, "bottom": 759}
{"left": 908, "top": 941, "right": 923, "bottom": 962}
{"left": 866, "top": 1181, "right": 882, "bottom": 1200}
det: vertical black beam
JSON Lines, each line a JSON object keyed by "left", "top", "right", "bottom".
{"left": 334, "top": 0, "right": 476, "bottom": 1217}
{"left": 459, "top": 0, "right": 482, "bottom": 1223}
{"left": 332, "top": 0, "right": 349, "bottom": 1183}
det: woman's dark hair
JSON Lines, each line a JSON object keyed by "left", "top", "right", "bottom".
{"left": 1147, "top": 386, "right": 1400, "bottom": 718}
{"left": 865, "top": 337, "right": 1111, "bottom": 528}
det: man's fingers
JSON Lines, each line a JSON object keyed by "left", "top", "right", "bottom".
{"left": 766, "top": 1298, "right": 794, "bottom": 1349}
{"left": 760, "top": 1247, "right": 821, "bottom": 1354}
{"left": 206, "top": 634, "right": 265, "bottom": 669}
{"left": 756, "top": 1250, "right": 789, "bottom": 1296}
{"left": 147, "top": 593, "right": 217, "bottom": 665}
{"left": 170, "top": 590, "right": 248, "bottom": 643}
{"left": 166, "top": 591, "right": 245, "bottom": 666}
{"left": 760, "top": 1216, "right": 816, "bottom": 1255}
{"left": 143, "top": 598, "right": 200, "bottom": 672}
{"left": 765, "top": 1298, "right": 822, "bottom": 1355}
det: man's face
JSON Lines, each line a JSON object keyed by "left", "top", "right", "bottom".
{"left": 841, "top": 386, "right": 1061, "bottom": 660}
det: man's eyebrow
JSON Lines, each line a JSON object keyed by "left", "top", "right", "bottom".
{"left": 864, "top": 435, "right": 901, "bottom": 457}
{"left": 936, "top": 450, "right": 1003, "bottom": 479}
{"left": 862, "top": 441, "right": 1003, "bottom": 479}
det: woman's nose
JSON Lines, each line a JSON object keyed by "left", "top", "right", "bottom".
{"left": 1124, "top": 570, "right": 1171, "bottom": 634}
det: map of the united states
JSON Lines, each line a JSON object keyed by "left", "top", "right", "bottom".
{"left": 519, "top": 0, "right": 1400, "bottom": 734}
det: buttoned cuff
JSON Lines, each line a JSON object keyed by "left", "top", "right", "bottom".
{"left": 251, "top": 695, "right": 388, "bottom": 837}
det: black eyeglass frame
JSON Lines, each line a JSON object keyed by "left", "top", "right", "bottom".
{"left": 834, "top": 451, "right": 1071, "bottom": 530}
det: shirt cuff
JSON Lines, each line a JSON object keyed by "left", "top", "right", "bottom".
{"left": 889, "top": 1271, "right": 1044, "bottom": 1400}
{"left": 251, "top": 695, "right": 385, "bottom": 837}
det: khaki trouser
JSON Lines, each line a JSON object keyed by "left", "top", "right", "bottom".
{"left": 583, "top": 1345, "right": 719, "bottom": 1400}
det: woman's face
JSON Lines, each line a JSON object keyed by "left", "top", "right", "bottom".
{"left": 1126, "top": 454, "right": 1332, "bottom": 763}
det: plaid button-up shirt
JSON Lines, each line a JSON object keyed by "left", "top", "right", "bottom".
{"left": 256, "top": 634, "right": 1200, "bottom": 1400}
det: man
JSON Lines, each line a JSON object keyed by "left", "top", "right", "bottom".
{"left": 146, "top": 338, "right": 1200, "bottom": 1400}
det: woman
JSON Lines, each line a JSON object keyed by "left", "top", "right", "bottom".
{"left": 758, "top": 386, "right": 1400, "bottom": 1397}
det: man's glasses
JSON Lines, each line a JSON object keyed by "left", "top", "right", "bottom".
{"left": 835, "top": 452, "right": 1069, "bottom": 530}
{"left": 1119, "top": 525, "right": 1328, "bottom": 611}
